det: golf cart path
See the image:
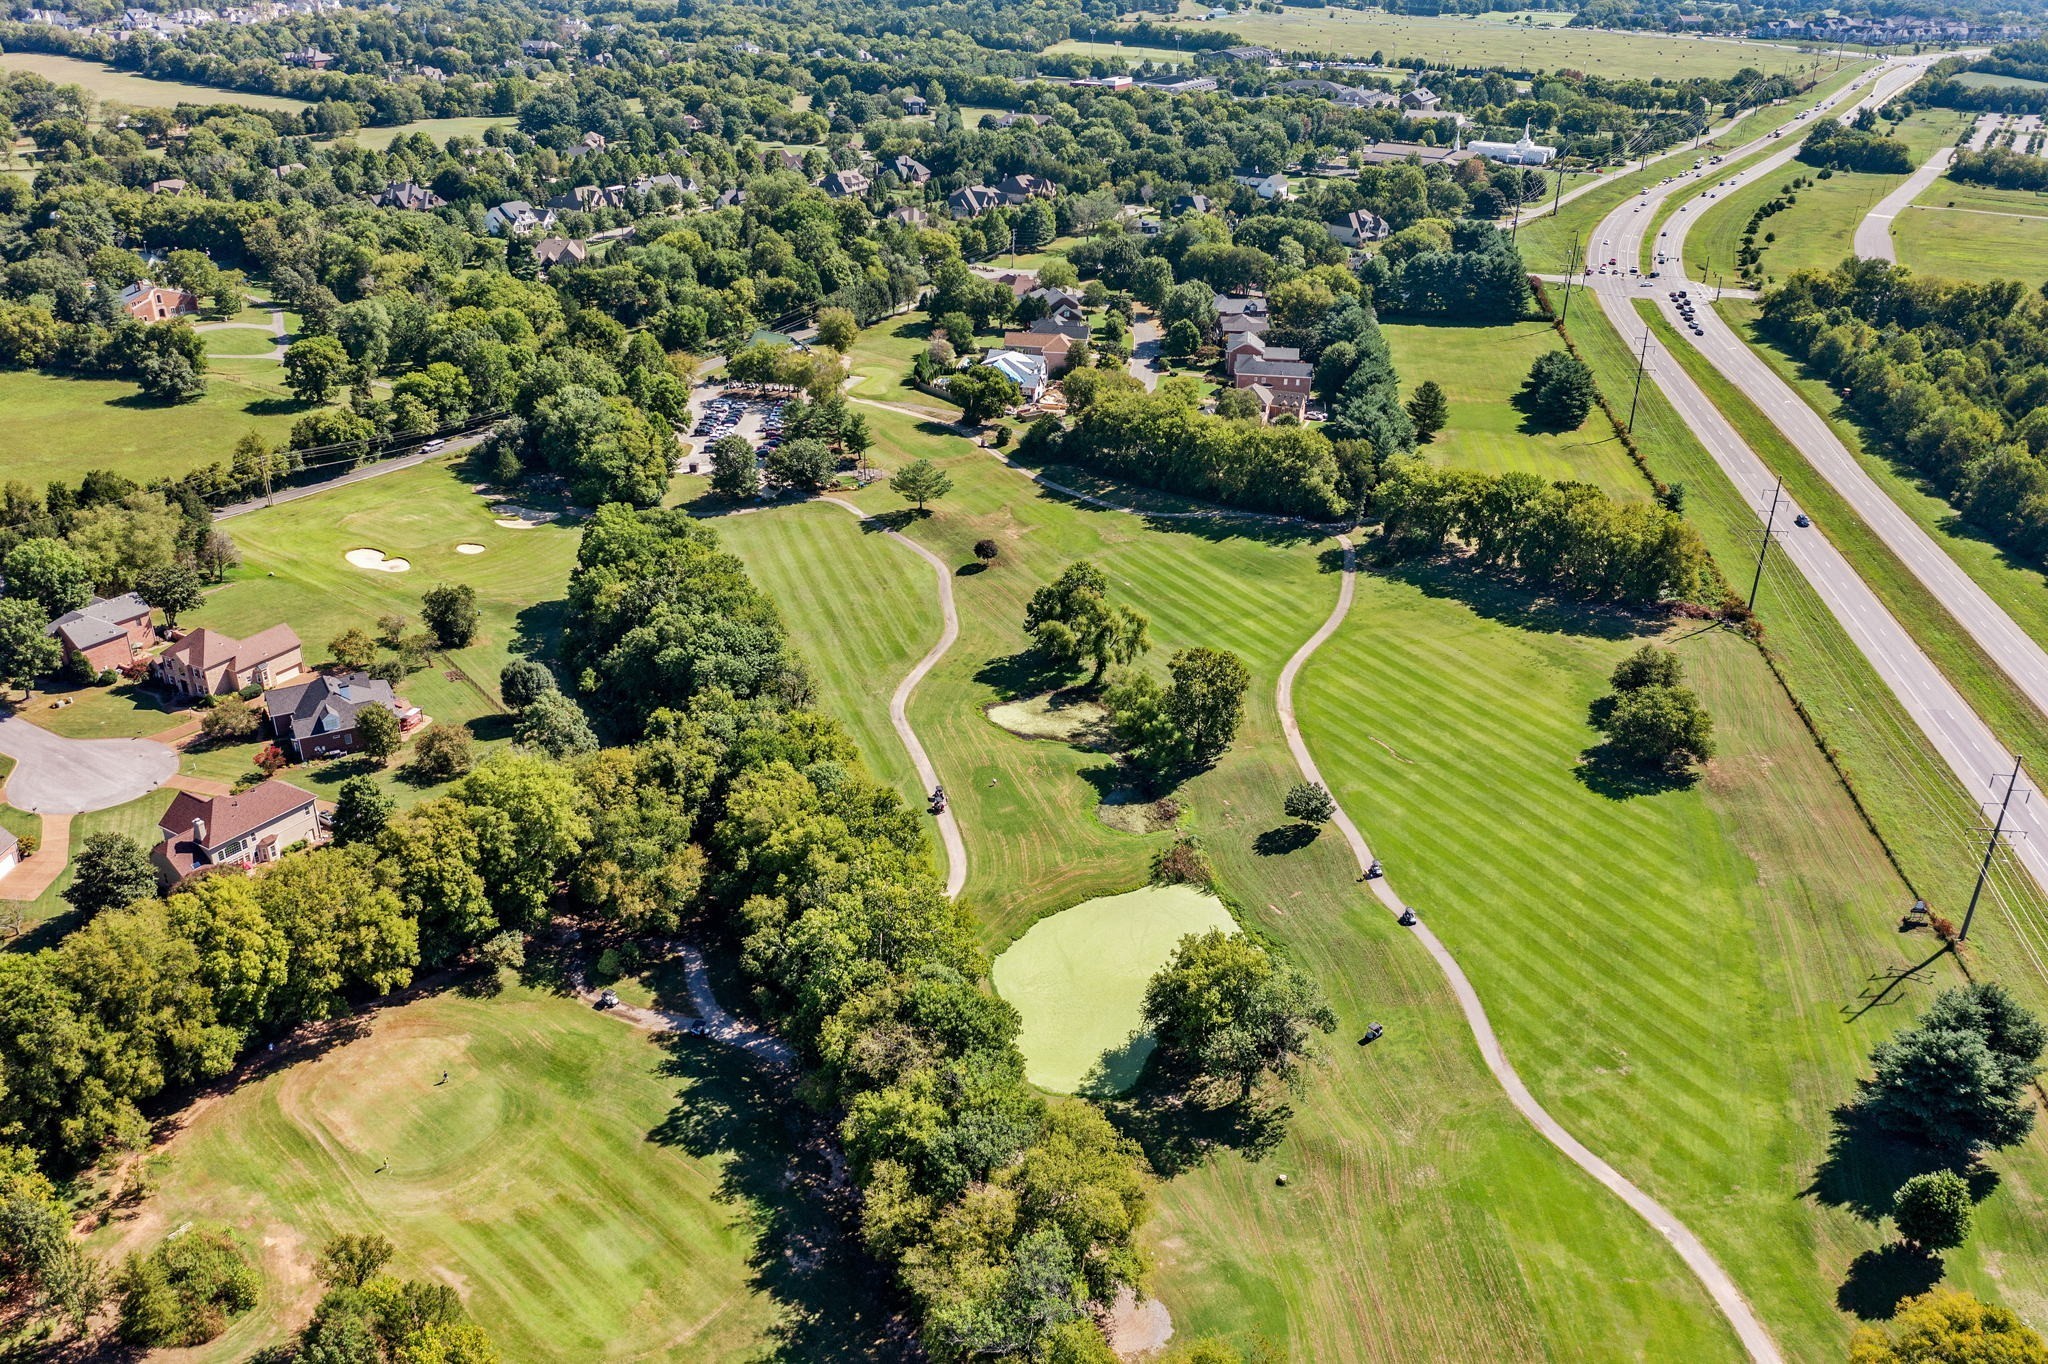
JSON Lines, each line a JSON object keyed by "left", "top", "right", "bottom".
{"left": 579, "top": 941, "right": 795, "bottom": 1067}
{"left": 0, "top": 712, "right": 178, "bottom": 814}
{"left": 818, "top": 496, "right": 968, "bottom": 899}
{"left": 1278, "top": 536, "right": 1783, "bottom": 1364}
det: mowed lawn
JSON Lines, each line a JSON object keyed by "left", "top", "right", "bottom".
{"left": 0, "top": 365, "right": 312, "bottom": 489}
{"left": 92, "top": 985, "right": 840, "bottom": 1361}
{"left": 0, "top": 790, "right": 175, "bottom": 938}
{"left": 324, "top": 115, "right": 516, "bottom": 151}
{"left": 708, "top": 500, "right": 943, "bottom": 809}
{"left": 0, "top": 51, "right": 308, "bottom": 111}
{"left": 182, "top": 457, "right": 582, "bottom": 801}
{"left": 1893, "top": 178, "right": 2048, "bottom": 286}
{"left": 1384, "top": 319, "right": 1649, "bottom": 500}
{"left": 782, "top": 413, "right": 1747, "bottom": 1360}
{"left": 1683, "top": 109, "right": 1974, "bottom": 285}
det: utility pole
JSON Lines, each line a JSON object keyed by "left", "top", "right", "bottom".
{"left": 1626, "top": 327, "right": 1651, "bottom": 432}
{"left": 1560, "top": 233, "right": 1580, "bottom": 325}
{"left": 1960, "top": 755, "right": 2027, "bottom": 941}
{"left": 1747, "top": 478, "right": 1783, "bottom": 610}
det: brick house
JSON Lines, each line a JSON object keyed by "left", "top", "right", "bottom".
{"left": 119, "top": 280, "right": 199, "bottom": 321}
{"left": 263, "top": 672, "right": 419, "bottom": 761}
{"left": 156, "top": 624, "right": 303, "bottom": 696}
{"left": 1232, "top": 355, "right": 1313, "bottom": 398}
{"left": 46, "top": 593, "right": 154, "bottom": 671}
{"left": 152, "top": 778, "right": 321, "bottom": 885}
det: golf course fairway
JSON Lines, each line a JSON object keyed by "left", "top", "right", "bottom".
{"left": 992, "top": 884, "right": 1237, "bottom": 1094}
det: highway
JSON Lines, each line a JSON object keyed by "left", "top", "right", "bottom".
{"left": 1575, "top": 55, "right": 2048, "bottom": 899}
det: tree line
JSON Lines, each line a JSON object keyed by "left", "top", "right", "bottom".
{"left": 1760, "top": 261, "right": 2048, "bottom": 565}
{"left": 1376, "top": 461, "right": 1714, "bottom": 604}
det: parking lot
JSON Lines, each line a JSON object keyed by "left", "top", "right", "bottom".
{"left": 679, "top": 389, "right": 789, "bottom": 473}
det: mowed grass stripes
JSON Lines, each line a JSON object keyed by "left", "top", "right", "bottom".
{"left": 819, "top": 415, "right": 1745, "bottom": 1360}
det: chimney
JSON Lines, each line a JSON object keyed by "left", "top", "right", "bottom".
{"left": 192, "top": 816, "right": 207, "bottom": 846}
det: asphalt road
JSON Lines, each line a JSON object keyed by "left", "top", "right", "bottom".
{"left": 1581, "top": 56, "right": 2048, "bottom": 898}
{"left": 1278, "top": 538, "right": 1785, "bottom": 1364}
{"left": 0, "top": 713, "right": 179, "bottom": 814}
{"left": 1852, "top": 112, "right": 2001, "bottom": 260}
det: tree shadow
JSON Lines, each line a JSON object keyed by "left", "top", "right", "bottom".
{"left": 466, "top": 713, "right": 516, "bottom": 743}
{"left": 511, "top": 598, "right": 569, "bottom": 664}
{"left": 1375, "top": 555, "right": 1666, "bottom": 642}
{"left": 855, "top": 507, "right": 921, "bottom": 533}
{"left": 1075, "top": 1030, "right": 1157, "bottom": 1099}
{"left": 1252, "top": 822, "right": 1320, "bottom": 856}
{"left": 1572, "top": 744, "right": 1698, "bottom": 799}
{"left": 1804, "top": 1101, "right": 2001, "bottom": 1225}
{"left": 1837, "top": 1244, "right": 1945, "bottom": 1321}
{"left": 972, "top": 648, "right": 1082, "bottom": 702}
{"left": 646, "top": 1038, "right": 917, "bottom": 1361}
{"left": 955, "top": 561, "right": 988, "bottom": 576}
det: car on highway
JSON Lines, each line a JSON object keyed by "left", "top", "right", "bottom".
{"left": 1793, "top": 513, "right": 1812, "bottom": 528}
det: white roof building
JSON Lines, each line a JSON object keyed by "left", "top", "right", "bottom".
{"left": 981, "top": 350, "right": 1048, "bottom": 401}
{"left": 1469, "top": 122, "right": 1558, "bottom": 167}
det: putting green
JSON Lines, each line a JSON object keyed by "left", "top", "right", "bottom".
{"left": 992, "top": 884, "right": 1236, "bottom": 1095}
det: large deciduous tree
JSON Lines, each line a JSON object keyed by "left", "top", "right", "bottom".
{"left": 1023, "top": 562, "right": 1149, "bottom": 683}
{"left": 1142, "top": 929, "right": 1336, "bottom": 1100}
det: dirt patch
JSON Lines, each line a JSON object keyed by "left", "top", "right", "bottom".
{"left": 1096, "top": 787, "right": 1180, "bottom": 835}
{"left": 455, "top": 543, "right": 485, "bottom": 555}
{"left": 345, "top": 548, "right": 411, "bottom": 572}
{"left": 1098, "top": 1286, "right": 1173, "bottom": 1359}
{"left": 986, "top": 689, "right": 1109, "bottom": 746}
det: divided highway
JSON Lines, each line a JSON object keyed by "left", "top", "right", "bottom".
{"left": 1852, "top": 111, "right": 2002, "bottom": 260}
{"left": 1577, "top": 56, "right": 2048, "bottom": 897}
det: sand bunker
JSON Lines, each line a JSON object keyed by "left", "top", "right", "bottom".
{"left": 1100, "top": 1287, "right": 1173, "bottom": 1360}
{"left": 491, "top": 504, "right": 556, "bottom": 529}
{"left": 456, "top": 543, "right": 486, "bottom": 555}
{"left": 345, "top": 548, "right": 411, "bottom": 572}
{"left": 986, "top": 690, "right": 1109, "bottom": 745}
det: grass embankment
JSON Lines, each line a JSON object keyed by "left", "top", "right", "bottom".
{"left": 92, "top": 984, "right": 858, "bottom": 1362}
{"left": 2, "top": 791, "right": 175, "bottom": 940}
{"left": 1893, "top": 179, "right": 2048, "bottom": 286}
{"left": 719, "top": 404, "right": 1743, "bottom": 1361}
{"left": 1518, "top": 63, "right": 1872, "bottom": 277}
{"left": 1682, "top": 108, "right": 1973, "bottom": 285}
{"left": 1383, "top": 318, "right": 1648, "bottom": 499}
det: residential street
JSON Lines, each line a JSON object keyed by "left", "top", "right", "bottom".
{"left": 0, "top": 712, "right": 178, "bottom": 814}
{"left": 1580, "top": 55, "right": 2048, "bottom": 897}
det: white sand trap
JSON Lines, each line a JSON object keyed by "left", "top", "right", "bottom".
{"left": 491, "top": 504, "right": 556, "bottom": 529}
{"left": 456, "top": 543, "right": 486, "bottom": 555}
{"left": 1101, "top": 1286, "right": 1172, "bottom": 1360}
{"left": 346, "top": 548, "right": 411, "bottom": 572}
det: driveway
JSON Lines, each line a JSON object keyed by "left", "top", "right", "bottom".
{"left": 0, "top": 712, "right": 179, "bottom": 814}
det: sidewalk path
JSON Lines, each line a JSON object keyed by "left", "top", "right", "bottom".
{"left": 0, "top": 812, "right": 69, "bottom": 902}
{"left": 818, "top": 496, "right": 968, "bottom": 899}
{"left": 1277, "top": 536, "right": 1784, "bottom": 1364}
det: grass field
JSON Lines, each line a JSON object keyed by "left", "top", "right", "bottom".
{"left": 710, "top": 400, "right": 1744, "bottom": 1359}
{"left": 1042, "top": 39, "right": 1194, "bottom": 67}
{"left": 1384, "top": 319, "right": 1648, "bottom": 499}
{"left": 0, "top": 51, "right": 307, "bottom": 111}
{"left": 93, "top": 983, "right": 866, "bottom": 1361}
{"left": 325, "top": 115, "right": 516, "bottom": 152}
{"left": 180, "top": 456, "right": 582, "bottom": 802}
{"left": 0, "top": 364, "right": 310, "bottom": 489}
{"left": 1954, "top": 69, "right": 2048, "bottom": 93}
{"left": 1682, "top": 109, "right": 1973, "bottom": 284}
{"left": 1128, "top": 8, "right": 1815, "bottom": 78}
{"left": 1517, "top": 64, "right": 1872, "bottom": 277}
{"left": 991, "top": 884, "right": 1237, "bottom": 1094}
{"left": 705, "top": 501, "right": 942, "bottom": 807}
{"left": 1893, "top": 183, "right": 2048, "bottom": 285}
{"left": 4, "top": 790, "right": 175, "bottom": 939}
